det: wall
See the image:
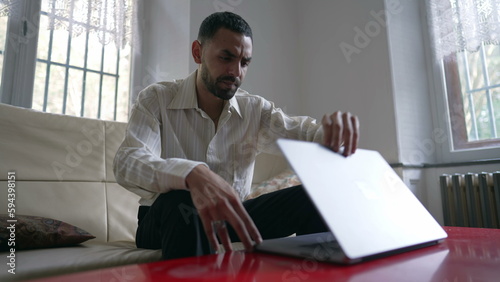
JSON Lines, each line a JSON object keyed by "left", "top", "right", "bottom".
{"left": 131, "top": 0, "right": 191, "bottom": 103}
{"left": 295, "top": 0, "right": 439, "bottom": 216}
{"left": 387, "top": 0, "right": 436, "bottom": 165}
{"left": 189, "top": 0, "right": 302, "bottom": 115}
{"left": 296, "top": 0, "right": 399, "bottom": 163}
{"left": 385, "top": 0, "right": 433, "bottom": 211}
{"left": 173, "top": 0, "right": 402, "bottom": 162}
{"left": 384, "top": 0, "right": 500, "bottom": 224}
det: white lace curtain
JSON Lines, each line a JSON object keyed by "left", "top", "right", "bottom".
{"left": 427, "top": 0, "right": 500, "bottom": 61}
{"left": 0, "top": 0, "right": 135, "bottom": 49}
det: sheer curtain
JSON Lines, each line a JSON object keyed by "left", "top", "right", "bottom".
{"left": 427, "top": 0, "right": 500, "bottom": 61}
{"left": 0, "top": 0, "right": 136, "bottom": 49}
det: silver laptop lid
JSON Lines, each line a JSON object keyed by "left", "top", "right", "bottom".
{"left": 277, "top": 139, "right": 447, "bottom": 260}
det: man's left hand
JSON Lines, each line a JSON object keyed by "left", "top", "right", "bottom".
{"left": 322, "top": 111, "right": 359, "bottom": 157}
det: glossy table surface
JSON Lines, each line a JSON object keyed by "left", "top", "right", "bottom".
{"left": 33, "top": 227, "right": 500, "bottom": 282}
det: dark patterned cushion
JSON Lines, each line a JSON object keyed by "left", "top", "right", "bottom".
{"left": 0, "top": 215, "right": 95, "bottom": 251}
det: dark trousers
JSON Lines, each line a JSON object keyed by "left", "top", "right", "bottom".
{"left": 136, "top": 185, "right": 328, "bottom": 260}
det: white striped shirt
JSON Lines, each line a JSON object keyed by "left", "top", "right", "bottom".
{"left": 113, "top": 70, "right": 324, "bottom": 206}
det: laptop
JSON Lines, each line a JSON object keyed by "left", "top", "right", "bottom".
{"left": 255, "top": 139, "right": 447, "bottom": 264}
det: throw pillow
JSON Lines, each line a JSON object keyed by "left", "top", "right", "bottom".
{"left": 247, "top": 169, "right": 302, "bottom": 199}
{"left": 0, "top": 214, "right": 95, "bottom": 251}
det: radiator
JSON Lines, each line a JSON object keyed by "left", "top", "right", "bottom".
{"left": 440, "top": 172, "right": 500, "bottom": 228}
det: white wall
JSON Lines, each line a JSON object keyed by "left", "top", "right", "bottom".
{"left": 296, "top": 0, "right": 399, "bottom": 163}
{"left": 131, "top": 0, "right": 191, "bottom": 102}
{"left": 189, "top": 0, "right": 302, "bottom": 115}
{"left": 387, "top": 0, "right": 436, "bottom": 165}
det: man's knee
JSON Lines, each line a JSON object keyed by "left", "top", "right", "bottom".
{"left": 152, "top": 190, "right": 199, "bottom": 226}
{"left": 287, "top": 185, "right": 306, "bottom": 195}
{"left": 154, "top": 190, "right": 192, "bottom": 205}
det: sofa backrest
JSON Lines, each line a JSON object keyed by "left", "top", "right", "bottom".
{"left": 0, "top": 103, "right": 287, "bottom": 243}
{"left": 0, "top": 103, "right": 137, "bottom": 243}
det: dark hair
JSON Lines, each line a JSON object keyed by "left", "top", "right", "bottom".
{"left": 197, "top": 12, "right": 252, "bottom": 44}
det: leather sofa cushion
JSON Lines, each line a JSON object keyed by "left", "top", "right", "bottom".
{"left": 0, "top": 181, "right": 141, "bottom": 244}
{"left": 0, "top": 241, "right": 161, "bottom": 281}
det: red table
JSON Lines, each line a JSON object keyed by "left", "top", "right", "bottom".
{"left": 32, "top": 227, "right": 500, "bottom": 281}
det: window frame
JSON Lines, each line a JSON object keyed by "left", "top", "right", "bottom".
{"left": 443, "top": 53, "right": 500, "bottom": 151}
{"left": 0, "top": 0, "right": 132, "bottom": 122}
{"left": 428, "top": 55, "right": 500, "bottom": 164}
{"left": 0, "top": 0, "right": 41, "bottom": 108}
{"left": 421, "top": 0, "right": 500, "bottom": 163}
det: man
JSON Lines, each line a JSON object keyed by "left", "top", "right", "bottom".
{"left": 114, "top": 11, "right": 359, "bottom": 260}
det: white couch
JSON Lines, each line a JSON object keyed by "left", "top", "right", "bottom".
{"left": 0, "top": 103, "right": 289, "bottom": 281}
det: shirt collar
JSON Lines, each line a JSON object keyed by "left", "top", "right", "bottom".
{"left": 168, "top": 70, "right": 243, "bottom": 119}
{"left": 227, "top": 93, "right": 242, "bottom": 118}
{"left": 167, "top": 70, "right": 198, "bottom": 110}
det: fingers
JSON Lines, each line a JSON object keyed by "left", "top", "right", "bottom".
{"left": 229, "top": 199, "right": 263, "bottom": 248}
{"left": 321, "top": 114, "right": 334, "bottom": 150}
{"left": 186, "top": 162, "right": 262, "bottom": 255}
{"left": 199, "top": 210, "right": 235, "bottom": 253}
{"left": 199, "top": 199, "right": 261, "bottom": 254}
{"left": 199, "top": 212, "right": 222, "bottom": 253}
{"left": 322, "top": 111, "right": 359, "bottom": 157}
{"left": 215, "top": 198, "right": 261, "bottom": 252}
{"left": 188, "top": 166, "right": 262, "bottom": 254}
{"left": 215, "top": 220, "right": 233, "bottom": 253}
{"left": 341, "top": 112, "right": 353, "bottom": 156}
{"left": 350, "top": 115, "right": 360, "bottom": 155}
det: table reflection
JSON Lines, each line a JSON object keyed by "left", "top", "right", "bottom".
{"left": 165, "top": 251, "right": 262, "bottom": 281}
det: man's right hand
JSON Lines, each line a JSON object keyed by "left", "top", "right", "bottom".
{"left": 185, "top": 165, "right": 262, "bottom": 253}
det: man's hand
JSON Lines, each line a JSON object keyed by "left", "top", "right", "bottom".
{"left": 322, "top": 111, "right": 360, "bottom": 157}
{"left": 185, "top": 165, "right": 263, "bottom": 253}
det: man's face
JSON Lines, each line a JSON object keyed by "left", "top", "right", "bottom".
{"left": 198, "top": 28, "right": 252, "bottom": 100}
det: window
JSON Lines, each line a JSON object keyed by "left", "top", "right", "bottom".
{"left": 444, "top": 44, "right": 500, "bottom": 150}
{"left": 0, "top": 0, "right": 133, "bottom": 122}
{"left": 427, "top": 0, "right": 500, "bottom": 151}
{"left": 0, "top": 14, "right": 7, "bottom": 87}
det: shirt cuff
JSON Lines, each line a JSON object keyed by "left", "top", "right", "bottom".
{"left": 157, "top": 158, "right": 208, "bottom": 191}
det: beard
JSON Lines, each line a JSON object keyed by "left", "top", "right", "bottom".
{"left": 200, "top": 61, "right": 241, "bottom": 101}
